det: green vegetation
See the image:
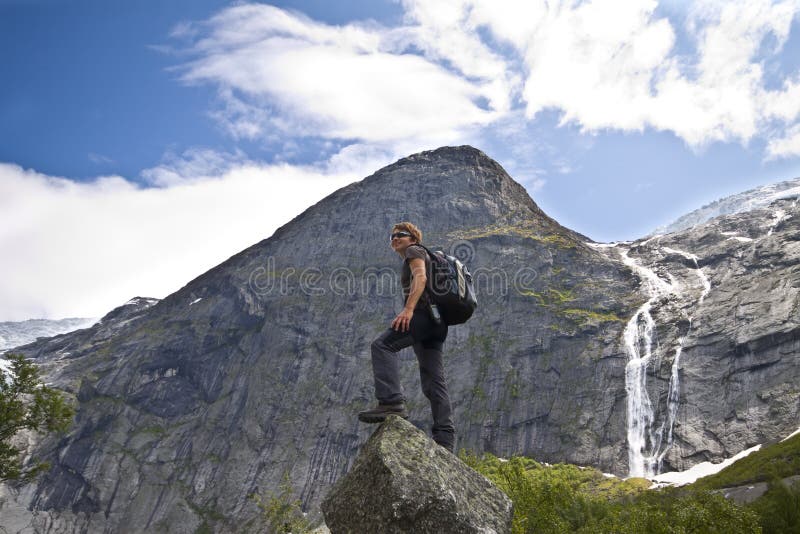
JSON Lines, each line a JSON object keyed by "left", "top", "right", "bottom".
{"left": 449, "top": 224, "right": 578, "bottom": 249}
{"left": 459, "top": 451, "right": 764, "bottom": 533}
{"left": 519, "top": 287, "right": 621, "bottom": 327}
{"left": 684, "top": 433, "right": 800, "bottom": 533}
{"left": 0, "top": 353, "right": 74, "bottom": 482}
{"left": 521, "top": 288, "right": 576, "bottom": 307}
{"left": 561, "top": 308, "right": 624, "bottom": 324}
{"left": 504, "top": 368, "right": 521, "bottom": 400}
{"left": 692, "top": 433, "right": 800, "bottom": 490}
{"left": 748, "top": 479, "right": 800, "bottom": 533}
{"left": 251, "top": 474, "right": 313, "bottom": 534}
{"left": 471, "top": 385, "right": 487, "bottom": 401}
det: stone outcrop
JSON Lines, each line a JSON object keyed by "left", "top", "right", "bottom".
{"left": 717, "top": 475, "right": 800, "bottom": 505}
{"left": 0, "top": 146, "right": 798, "bottom": 532}
{"left": 322, "top": 415, "right": 513, "bottom": 534}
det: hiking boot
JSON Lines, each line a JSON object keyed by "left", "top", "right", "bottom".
{"left": 357, "top": 403, "right": 408, "bottom": 423}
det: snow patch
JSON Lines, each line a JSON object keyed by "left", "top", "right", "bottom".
{"left": 125, "top": 297, "right": 159, "bottom": 306}
{"left": 650, "top": 444, "right": 762, "bottom": 487}
{"left": 638, "top": 235, "right": 663, "bottom": 246}
{"left": 727, "top": 236, "right": 754, "bottom": 243}
{"left": 662, "top": 247, "right": 700, "bottom": 262}
{"left": 781, "top": 427, "right": 800, "bottom": 442}
{"left": 586, "top": 242, "right": 621, "bottom": 249}
{"left": 190, "top": 298, "right": 203, "bottom": 306}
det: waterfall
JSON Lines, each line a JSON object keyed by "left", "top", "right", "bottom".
{"left": 620, "top": 246, "right": 709, "bottom": 478}
{"left": 767, "top": 209, "right": 787, "bottom": 236}
{"left": 620, "top": 248, "right": 674, "bottom": 478}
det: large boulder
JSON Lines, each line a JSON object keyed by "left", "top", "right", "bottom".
{"left": 321, "top": 415, "right": 513, "bottom": 533}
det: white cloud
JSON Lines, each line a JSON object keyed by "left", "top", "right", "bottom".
{"left": 655, "top": 0, "right": 800, "bottom": 146}
{"left": 415, "top": 0, "right": 800, "bottom": 150}
{"left": 763, "top": 77, "right": 800, "bottom": 123}
{"left": 88, "top": 152, "right": 115, "bottom": 165}
{"left": 140, "top": 147, "right": 252, "bottom": 186}
{"left": 395, "top": 0, "right": 520, "bottom": 112}
{"left": 163, "top": 0, "right": 800, "bottom": 179}
{"left": 478, "top": 0, "right": 800, "bottom": 148}
{"left": 176, "top": 1, "right": 800, "bottom": 155}
{"left": 0, "top": 156, "right": 360, "bottom": 321}
{"left": 519, "top": 0, "right": 676, "bottom": 129}
{"left": 766, "top": 123, "right": 800, "bottom": 158}
{"left": 178, "top": 3, "right": 504, "bottom": 145}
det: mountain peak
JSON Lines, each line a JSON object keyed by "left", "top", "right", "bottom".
{"left": 388, "top": 145, "right": 499, "bottom": 169}
{"left": 255, "top": 145, "right": 581, "bottom": 263}
{"left": 367, "top": 145, "right": 523, "bottom": 199}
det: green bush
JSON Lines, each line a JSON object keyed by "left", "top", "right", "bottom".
{"left": 747, "top": 478, "right": 800, "bottom": 533}
{"left": 250, "top": 474, "right": 313, "bottom": 534}
{"left": 460, "top": 451, "right": 762, "bottom": 534}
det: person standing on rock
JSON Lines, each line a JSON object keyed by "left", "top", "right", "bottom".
{"left": 358, "top": 222, "right": 456, "bottom": 452}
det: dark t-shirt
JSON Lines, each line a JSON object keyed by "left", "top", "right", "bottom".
{"left": 401, "top": 244, "right": 431, "bottom": 310}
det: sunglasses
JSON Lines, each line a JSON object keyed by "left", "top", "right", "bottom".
{"left": 390, "top": 231, "right": 413, "bottom": 240}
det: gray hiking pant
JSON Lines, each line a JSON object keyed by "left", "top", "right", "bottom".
{"left": 370, "top": 311, "right": 455, "bottom": 449}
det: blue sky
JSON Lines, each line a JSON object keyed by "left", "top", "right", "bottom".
{"left": 2, "top": 0, "right": 800, "bottom": 320}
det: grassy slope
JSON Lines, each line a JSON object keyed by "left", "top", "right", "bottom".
{"left": 460, "top": 433, "right": 800, "bottom": 533}
{"left": 691, "top": 433, "right": 800, "bottom": 490}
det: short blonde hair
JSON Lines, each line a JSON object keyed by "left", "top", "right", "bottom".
{"left": 392, "top": 222, "right": 422, "bottom": 243}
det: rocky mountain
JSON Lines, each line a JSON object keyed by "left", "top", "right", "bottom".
{"left": 651, "top": 176, "right": 800, "bottom": 236}
{"left": 0, "top": 146, "right": 798, "bottom": 533}
{"left": 0, "top": 317, "right": 97, "bottom": 352}
{"left": 592, "top": 195, "right": 800, "bottom": 478}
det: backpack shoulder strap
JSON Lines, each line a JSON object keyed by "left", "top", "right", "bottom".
{"left": 409, "top": 243, "right": 434, "bottom": 257}
{"left": 406, "top": 244, "right": 437, "bottom": 298}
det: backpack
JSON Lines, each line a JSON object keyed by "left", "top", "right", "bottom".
{"left": 412, "top": 244, "right": 478, "bottom": 325}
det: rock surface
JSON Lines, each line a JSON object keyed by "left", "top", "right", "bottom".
{"left": 321, "top": 415, "right": 513, "bottom": 534}
{"left": 0, "top": 146, "right": 798, "bottom": 532}
{"left": 591, "top": 196, "right": 800, "bottom": 472}
{"left": 717, "top": 475, "right": 800, "bottom": 505}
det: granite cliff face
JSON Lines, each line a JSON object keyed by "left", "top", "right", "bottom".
{"left": 600, "top": 197, "right": 800, "bottom": 475}
{"left": 1, "top": 146, "right": 798, "bottom": 532}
